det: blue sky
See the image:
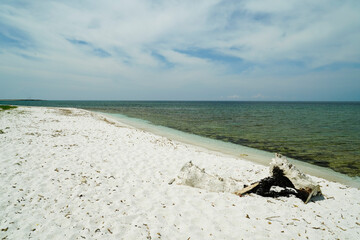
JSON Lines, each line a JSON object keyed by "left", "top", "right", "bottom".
{"left": 0, "top": 0, "right": 359, "bottom": 101}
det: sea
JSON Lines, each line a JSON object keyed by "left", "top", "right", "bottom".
{"left": 1, "top": 100, "right": 359, "bottom": 181}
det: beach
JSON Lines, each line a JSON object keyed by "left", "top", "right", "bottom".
{"left": 1, "top": 106, "right": 360, "bottom": 239}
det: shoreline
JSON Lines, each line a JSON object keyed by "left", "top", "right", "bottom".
{"left": 1, "top": 100, "right": 359, "bottom": 180}
{"left": 1, "top": 106, "right": 360, "bottom": 239}
{"left": 100, "top": 111, "right": 360, "bottom": 189}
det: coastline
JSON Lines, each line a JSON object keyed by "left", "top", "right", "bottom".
{"left": 2, "top": 100, "right": 359, "bottom": 179}
{"left": 101, "top": 111, "right": 360, "bottom": 189}
{"left": 1, "top": 106, "right": 360, "bottom": 239}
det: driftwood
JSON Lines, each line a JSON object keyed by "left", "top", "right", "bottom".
{"left": 235, "top": 154, "right": 321, "bottom": 203}
{"left": 171, "top": 154, "right": 321, "bottom": 204}
{"left": 234, "top": 182, "right": 259, "bottom": 196}
{"left": 169, "top": 161, "right": 243, "bottom": 193}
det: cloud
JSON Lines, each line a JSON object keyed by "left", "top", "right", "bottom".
{"left": 67, "top": 38, "right": 111, "bottom": 58}
{"left": 252, "top": 94, "right": 265, "bottom": 100}
{"left": 151, "top": 51, "right": 174, "bottom": 69}
{"left": 227, "top": 95, "right": 241, "bottom": 100}
{"left": 0, "top": 22, "right": 33, "bottom": 49}
{"left": 67, "top": 39, "right": 90, "bottom": 46}
{"left": 0, "top": 0, "right": 359, "bottom": 100}
{"left": 175, "top": 48, "right": 243, "bottom": 64}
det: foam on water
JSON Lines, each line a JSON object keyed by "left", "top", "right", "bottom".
{"left": 104, "top": 112, "right": 360, "bottom": 189}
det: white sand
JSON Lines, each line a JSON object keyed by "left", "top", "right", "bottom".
{"left": 1, "top": 106, "right": 359, "bottom": 239}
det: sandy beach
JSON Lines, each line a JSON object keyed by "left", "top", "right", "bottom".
{"left": 1, "top": 106, "right": 360, "bottom": 239}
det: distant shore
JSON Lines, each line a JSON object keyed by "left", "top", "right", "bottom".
{"left": 0, "top": 99, "right": 44, "bottom": 102}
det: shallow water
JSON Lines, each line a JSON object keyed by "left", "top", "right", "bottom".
{"left": 2, "top": 100, "right": 359, "bottom": 177}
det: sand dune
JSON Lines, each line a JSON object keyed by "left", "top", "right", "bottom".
{"left": 1, "top": 107, "right": 359, "bottom": 239}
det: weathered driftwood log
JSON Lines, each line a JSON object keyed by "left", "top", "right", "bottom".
{"left": 169, "top": 161, "right": 244, "bottom": 193}
{"left": 236, "top": 154, "right": 322, "bottom": 203}
{"left": 271, "top": 153, "right": 321, "bottom": 203}
{"left": 171, "top": 154, "right": 321, "bottom": 204}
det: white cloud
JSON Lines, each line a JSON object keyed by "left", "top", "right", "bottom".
{"left": 3, "top": 0, "right": 360, "bottom": 66}
{"left": 0, "top": 0, "right": 359, "bottom": 100}
{"left": 252, "top": 93, "right": 265, "bottom": 100}
{"left": 227, "top": 95, "right": 240, "bottom": 100}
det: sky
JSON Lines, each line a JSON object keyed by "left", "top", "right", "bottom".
{"left": 0, "top": 0, "right": 360, "bottom": 101}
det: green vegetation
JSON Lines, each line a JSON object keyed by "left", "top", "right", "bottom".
{"left": 0, "top": 105, "right": 17, "bottom": 111}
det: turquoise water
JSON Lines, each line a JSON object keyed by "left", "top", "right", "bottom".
{"left": 1, "top": 100, "right": 359, "bottom": 177}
